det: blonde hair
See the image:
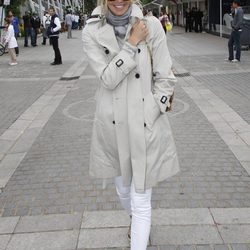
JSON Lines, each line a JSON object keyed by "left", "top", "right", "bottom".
{"left": 97, "top": 0, "right": 142, "bottom": 14}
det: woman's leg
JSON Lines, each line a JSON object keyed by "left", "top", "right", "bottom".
{"left": 130, "top": 182, "right": 152, "bottom": 250}
{"left": 114, "top": 176, "right": 131, "bottom": 215}
{"left": 9, "top": 48, "right": 17, "bottom": 63}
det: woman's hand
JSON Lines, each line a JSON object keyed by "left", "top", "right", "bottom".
{"left": 128, "top": 20, "right": 148, "bottom": 46}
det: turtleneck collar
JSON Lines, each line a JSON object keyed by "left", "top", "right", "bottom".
{"left": 106, "top": 5, "right": 132, "bottom": 38}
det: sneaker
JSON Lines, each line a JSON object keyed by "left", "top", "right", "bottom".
{"left": 9, "top": 62, "right": 18, "bottom": 66}
{"left": 232, "top": 59, "right": 240, "bottom": 63}
{"left": 224, "top": 58, "right": 232, "bottom": 62}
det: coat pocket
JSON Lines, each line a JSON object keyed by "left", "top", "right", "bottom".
{"left": 144, "top": 92, "right": 161, "bottom": 129}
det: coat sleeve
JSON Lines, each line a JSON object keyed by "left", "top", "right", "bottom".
{"left": 150, "top": 17, "right": 176, "bottom": 113}
{"left": 82, "top": 25, "right": 137, "bottom": 90}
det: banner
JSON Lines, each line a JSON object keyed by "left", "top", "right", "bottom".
{"left": 4, "top": 0, "right": 10, "bottom": 5}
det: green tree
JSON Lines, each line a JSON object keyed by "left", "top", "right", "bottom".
{"left": 3, "top": 0, "right": 26, "bottom": 18}
{"left": 84, "top": 0, "right": 97, "bottom": 14}
{"left": 141, "top": 0, "right": 154, "bottom": 5}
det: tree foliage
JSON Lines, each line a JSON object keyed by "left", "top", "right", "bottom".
{"left": 84, "top": 0, "right": 97, "bottom": 14}
{"left": 2, "top": 0, "right": 26, "bottom": 18}
{"left": 141, "top": 0, "right": 154, "bottom": 5}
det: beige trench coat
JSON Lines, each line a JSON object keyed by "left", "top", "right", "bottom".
{"left": 82, "top": 4, "right": 180, "bottom": 193}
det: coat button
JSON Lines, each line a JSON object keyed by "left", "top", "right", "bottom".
{"left": 112, "top": 121, "right": 115, "bottom": 124}
{"left": 135, "top": 73, "right": 140, "bottom": 79}
{"left": 138, "top": 48, "right": 141, "bottom": 53}
{"left": 142, "top": 98, "right": 144, "bottom": 102}
{"left": 105, "top": 49, "right": 110, "bottom": 54}
{"left": 144, "top": 123, "right": 146, "bottom": 127}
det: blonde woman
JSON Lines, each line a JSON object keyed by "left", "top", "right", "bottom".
{"left": 82, "top": 0, "right": 180, "bottom": 249}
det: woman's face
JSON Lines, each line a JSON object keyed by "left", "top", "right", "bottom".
{"left": 107, "top": 0, "right": 131, "bottom": 16}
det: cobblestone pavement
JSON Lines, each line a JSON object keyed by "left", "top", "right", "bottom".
{"left": 0, "top": 28, "right": 250, "bottom": 249}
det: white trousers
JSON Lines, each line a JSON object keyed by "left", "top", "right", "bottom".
{"left": 115, "top": 176, "right": 152, "bottom": 250}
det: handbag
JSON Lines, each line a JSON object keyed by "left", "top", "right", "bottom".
{"left": 166, "top": 22, "right": 172, "bottom": 32}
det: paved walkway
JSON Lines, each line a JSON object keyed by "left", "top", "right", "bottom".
{"left": 0, "top": 28, "right": 250, "bottom": 249}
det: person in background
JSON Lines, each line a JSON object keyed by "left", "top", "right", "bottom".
{"left": 227, "top": 0, "right": 244, "bottom": 62}
{"left": 185, "top": 8, "right": 192, "bottom": 32}
{"left": 7, "top": 11, "right": 19, "bottom": 55}
{"left": 48, "top": 7, "right": 62, "bottom": 65}
{"left": 159, "top": 10, "right": 169, "bottom": 33}
{"left": 197, "top": 9, "right": 203, "bottom": 33}
{"left": 3, "top": 17, "right": 18, "bottom": 66}
{"left": 74, "top": 13, "right": 79, "bottom": 29}
{"left": 78, "top": 14, "right": 83, "bottom": 30}
{"left": 64, "top": 10, "right": 73, "bottom": 39}
{"left": 30, "top": 12, "right": 41, "bottom": 47}
{"left": 23, "top": 11, "right": 31, "bottom": 47}
{"left": 42, "top": 11, "right": 51, "bottom": 45}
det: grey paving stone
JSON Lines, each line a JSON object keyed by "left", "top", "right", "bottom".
{"left": 82, "top": 210, "right": 130, "bottom": 229}
{"left": 0, "top": 217, "right": 19, "bottom": 234}
{"left": 78, "top": 228, "right": 129, "bottom": 248}
{"left": 0, "top": 140, "right": 13, "bottom": 155}
{"left": 210, "top": 208, "right": 250, "bottom": 224}
{"left": 151, "top": 225, "right": 223, "bottom": 245}
{"left": 196, "top": 245, "right": 213, "bottom": 250}
{"left": 218, "top": 225, "right": 250, "bottom": 243}
{"left": 0, "top": 153, "right": 26, "bottom": 189}
{"left": 0, "top": 235, "right": 11, "bottom": 250}
{"left": 214, "top": 245, "right": 229, "bottom": 250}
{"left": 231, "top": 244, "right": 250, "bottom": 250}
{"left": 6, "top": 230, "right": 78, "bottom": 250}
{"left": 152, "top": 208, "right": 213, "bottom": 226}
{"left": 10, "top": 128, "right": 42, "bottom": 154}
{"left": 179, "top": 245, "right": 196, "bottom": 250}
{"left": 15, "top": 213, "right": 82, "bottom": 233}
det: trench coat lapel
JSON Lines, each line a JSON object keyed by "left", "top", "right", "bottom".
{"left": 96, "top": 23, "right": 120, "bottom": 54}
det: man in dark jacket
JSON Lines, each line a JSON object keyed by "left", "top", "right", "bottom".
{"left": 48, "top": 7, "right": 62, "bottom": 65}
{"left": 227, "top": 0, "right": 244, "bottom": 62}
{"left": 185, "top": 8, "right": 192, "bottom": 32}
{"left": 23, "top": 11, "right": 31, "bottom": 47}
{"left": 30, "top": 13, "right": 40, "bottom": 47}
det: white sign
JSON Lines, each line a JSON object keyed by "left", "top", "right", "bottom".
{"left": 4, "top": 0, "right": 10, "bottom": 5}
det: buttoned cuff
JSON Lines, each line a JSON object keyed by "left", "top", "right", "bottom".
{"left": 153, "top": 93, "right": 171, "bottom": 113}
{"left": 114, "top": 48, "right": 137, "bottom": 75}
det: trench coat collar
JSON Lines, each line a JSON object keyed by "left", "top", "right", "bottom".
{"left": 93, "top": 4, "right": 144, "bottom": 54}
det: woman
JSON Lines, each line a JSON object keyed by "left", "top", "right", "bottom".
{"left": 82, "top": 1, "right": 180, "bottom": 249}
{"left": 3, "top": 18, "right": 18, "bottom": 66}
{"left": 7, "top": 11, "right": 19, "bottom": 55}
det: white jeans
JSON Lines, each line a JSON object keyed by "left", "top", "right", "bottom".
{"left": 115, "top": 176, "right": 152, "bottom": 250}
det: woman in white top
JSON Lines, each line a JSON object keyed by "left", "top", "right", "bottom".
{"left": 3, "top": 18, "right": 18, "bottom": 66}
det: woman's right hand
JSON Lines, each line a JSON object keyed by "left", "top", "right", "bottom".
{"left": 128, "top": 20, "right": 149, "bottom": 46}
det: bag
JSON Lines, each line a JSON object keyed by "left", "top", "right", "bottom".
{"left": 166, "top": 22, "right": 172, "bottom": 32}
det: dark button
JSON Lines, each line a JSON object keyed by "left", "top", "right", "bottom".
{"left": 113, "top": 121, "right": 115, "bottom": 124}
{"left": 105, "top": 49, "right": 110, "bottom": 54}
{"left": 144, "top": 123, "right": 146, "bottom": 127}
{"left": 153, "top": 72, "right": 156, "bottom": 77}
{"left": 138, "top": 48, "right": 141, "bottom": 53}
{"left": 142, "top": 98, "right": 144, "bottom": 102}
{"left": 135, "top": 73, "right": 140, "bottom": 79}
